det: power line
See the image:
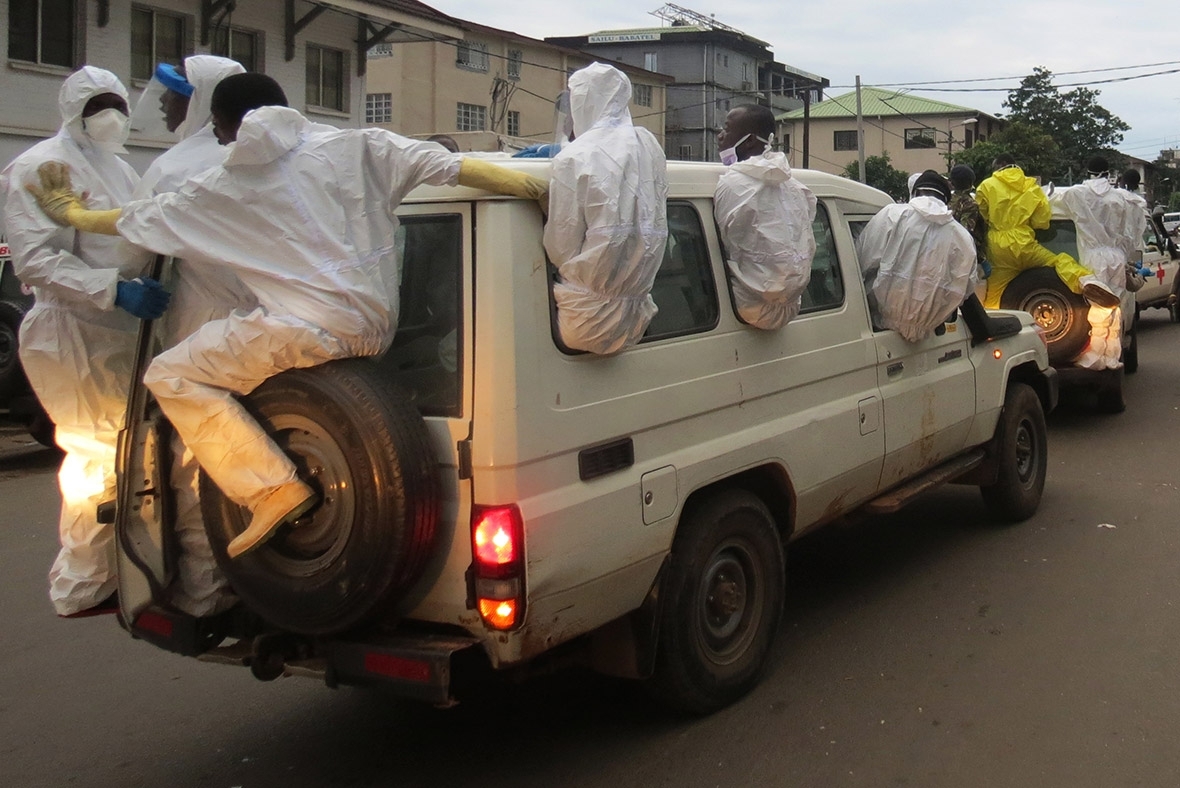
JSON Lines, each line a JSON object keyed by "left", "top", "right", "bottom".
{"left": 832, "top": 58, "right": 1180, "bottom": 89}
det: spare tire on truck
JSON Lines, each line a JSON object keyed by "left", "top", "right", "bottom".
{"left": 999, "top": 268, "right": 1090, "bottom": 365}
{"left": 0, "top": 299, "right": 27, "bottom": 402}
{"left": 200, "top": 358, "right": 441, "bottom": 636}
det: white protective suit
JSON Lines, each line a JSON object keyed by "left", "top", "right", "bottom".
{"left": 857, "top": 196, "right": 978, "bottom": 343}
{"left": 714, "top": 151, "right": 817, "bottom": 329}
{"left": 1049, "top": 178, "right": 1146, "bottom": 370}
{"left": 0, "top": 67, "right": 142, "bottom": 615}
{"left": 116, "top": 106, "right": 463, "bottom": 517}
{"left": 129, "top": 55, "right": 250, "bottom": 617}
{"left": 543, "top": 63, "right": 668, "bottom": 355}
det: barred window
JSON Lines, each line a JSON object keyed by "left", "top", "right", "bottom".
{"left": 634, "top": 83, "right": 653, "bottom": 108}
{"left": 365, "top": 93, "right": 392, "bottom": 124}
{"left": 457, "top": 102, "right": 487, "bottom": 131}
{"left": 507, "top": 49, "right": 522, "bottom": 80}
{"left": 457, "top": 40, "right": 489, "bottom": 72}
{"left": 507, "top": 110, "right": 520, "bottom": 137}
{"left": 904, "top": 127, "right": 937, "bottom": 149}
{"left": 833, "top": 130, "right": 858, "bottom": 151}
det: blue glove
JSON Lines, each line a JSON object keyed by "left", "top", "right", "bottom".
{"left": 1139, "top": 265, "right": 1153, "bottom": 277}
{"left": 115, "top": 277, "right": 171, "bottom": 320}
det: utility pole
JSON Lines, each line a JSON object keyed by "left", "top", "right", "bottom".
{"left": 855, "top": 75, "right": 866, "bottom": 183}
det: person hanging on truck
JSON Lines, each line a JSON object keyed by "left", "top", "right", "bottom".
{"left": 856, "top": 169, "right": 978, "bottom": 342}
{"left": 0, "top": 66, "right": 167, "bottom": 618}
{"left": 24, "top": 72, "right": 549, "bottom": 562}
{"left": 1050, "top": 157, "right": 1147, "bottom": 370}
{"left": 123, "top": 56, "right": 255, "bottom": 617}
{"left": 975, "top": 153, "right": 1119, "bottom": 310}
{"left": 713, "top": 104, "right": 816, "bottom": 329}
{"left": 948, "top": 164, "right": 991, "bottom": 280}
{"left": 544, "top": 62, "right": 669, "bottom": 355}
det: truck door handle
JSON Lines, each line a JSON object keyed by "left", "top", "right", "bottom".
{"left": 887, "top": 362, "right": 903, "bottom": 376}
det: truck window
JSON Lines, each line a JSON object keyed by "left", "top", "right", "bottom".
{"left": 376, "top": 213, "right": 463, "bottom": 418}
{"left": 641, "top": 201, "right": 720, "bottom": 341}
{"left": 800, "top": 204, "right": 844, "bottom": 313}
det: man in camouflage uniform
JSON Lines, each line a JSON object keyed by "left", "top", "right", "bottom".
{"left": 948, "top": 164, "right": 989, "bottom": 279}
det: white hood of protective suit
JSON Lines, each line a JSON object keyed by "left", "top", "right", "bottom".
{"left": 176, "top": 55, "right": 245, "bottom": 140}
{"left": 0, "top": 67, "right": 141, "bottom": 317}
{"left": 856, "top": 198, "right": 978, "bottom": 342}
{"left": 715, "top": 152, "right": 818, "bottom": 329}
{"left": 543, "top": 62, "right": 669, "bottom": 355}
{"left": 117, "top": 107, "right": 462, "bottom": 350}
{"left": 1049, "top": 178, "right": 1146, "bottom": 296}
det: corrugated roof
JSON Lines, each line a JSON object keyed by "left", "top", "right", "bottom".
{"left": 779, "top": 86, "right": 975, "bottom": 120}
{"left": 584, "top": 25, "right": 708, "bottom": 36}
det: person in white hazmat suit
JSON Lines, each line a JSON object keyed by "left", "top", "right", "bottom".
{"left": 26, "top": 72, "right": 549, "bottom": 561}
{"left": 127, "top": 55, "right": 252, "bottom": 616}
{"left": 856, "top": 170, "right": 978, "bottom": 342}
{"left": 0, "top": 66, "right": 171, "bottom": 617}
{"left": 1049, "top": 157, "right": 1146, "bottom": 370}
{"left": 543, "top": 62, "right": 669, "bottom": 355}
{"left": 713, "top": 104, "right": 816, "bottom": 329}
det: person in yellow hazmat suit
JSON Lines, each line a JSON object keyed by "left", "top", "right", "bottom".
{"left": 976, "top": 153, "right": 1119, "bottom": 310}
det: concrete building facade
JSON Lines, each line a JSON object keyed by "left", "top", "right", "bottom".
{"left": 778, "top": 87, "right": 1003, "bottom": 176}
{"left": 0, "top": 0, "right": 462, "bottom": 182}
{"left": 364, "top": 20, "right": 670, "bottom": 151}
{"left": 548, "top": 19, "right": 826, "bottom": 163}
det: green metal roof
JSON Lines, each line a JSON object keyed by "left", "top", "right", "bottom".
{"left": 778, "top": 86, "right": 976, "bottom": 120}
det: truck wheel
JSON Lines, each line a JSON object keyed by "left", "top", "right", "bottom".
{"left": 980, "top": 382, "right": 1047, "bottom": 523}
{"left": 200, "top": 359, "right": 441, "bottom": 636}
{"left": 1170, "top": 300, "right": 1180, "bottom": 324}
{"left": 999, "top": 268, "right": 1089, "bottom": 365}
{"left": 1096, "top": 369, "right": 1127, "bottom": 415}
{"left": 647, "top": 489, "right": 785, "bottom": 715}
{"left": 0, "top": 300, "right": 27, "bottom": 402}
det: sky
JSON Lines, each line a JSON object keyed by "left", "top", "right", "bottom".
{"left": 427, "top": 0, "right": 1180, "bottom": 162}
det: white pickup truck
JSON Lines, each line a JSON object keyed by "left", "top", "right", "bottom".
{"left": 110, "top": 162, "right": 1057, "bottom": 715}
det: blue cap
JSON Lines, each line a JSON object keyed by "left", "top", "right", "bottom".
{"left": 154, "top": 63, "right": 194, "bottom": 97}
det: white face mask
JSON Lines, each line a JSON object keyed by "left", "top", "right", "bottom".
{"left": 719, "top": 133, "right": 771, "bottom": 166}
{"left": 83, "top": 108, "right": 130, "bottom": 152}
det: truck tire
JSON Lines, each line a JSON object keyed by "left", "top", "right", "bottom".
{"left": 0, "top": 300, "right": 27, "bottom": 402}
{"left": 1123, "top": 311, "right": 1138, "bottom": 375}
{"left": 999, "top": 268, "right": 1089, "bottom": 365}
{"left": 200, "top": 359, "right": 441, "bottom": 636}
{"left": 980, "top": 382, "right": 1047, "bottom": 522}
{"left": 647, "top": 489, "right": 785, "bottom": 715}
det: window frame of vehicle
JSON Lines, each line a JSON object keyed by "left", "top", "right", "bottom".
{"left": 833, "top": 130, "right": 858, "bottom": 152}
{"left": 456, "top": 102, "right": 487, "bottom": 132}
{"left": 903, "top": 127, "right": 937, "bottom": 149}
{"left": 799, "top": 203, "right": 845, "bottom": 314}
{"left": 306, "top": 43, "right": 348, "bottom": 113}
{"left": 8, "top": 0, "right": 78, "bottom": 69}
{"left": 131, "top": 5, "right": 190, "bottom": 82}
{"left": 365, "top": 92, "right": 392, "bottom": 125}
{"left": 210, "top": 23, "right": 262, "bottom": 73}
{"left": 457, "top": 40, "right": 489, "bottom": 73}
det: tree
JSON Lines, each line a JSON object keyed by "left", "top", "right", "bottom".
{"left": 1002, "top": 67, "right": 1130, "bottom": 181}
{"left": 950, "top": 122, "right": 1062, "bottom": 182}
{"left": 842, "top": 153, "right": 909, "bottom": 202}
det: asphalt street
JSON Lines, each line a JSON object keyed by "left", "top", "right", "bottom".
{"left": 2, "top": 312, "right": 1180, "bottom": 788}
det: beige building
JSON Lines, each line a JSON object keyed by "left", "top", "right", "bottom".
{"left": 778, "top": 87, "right": 1003, "bottom": 176}
{"left": 364, "top": 20, "right": 671, "bottom": 152}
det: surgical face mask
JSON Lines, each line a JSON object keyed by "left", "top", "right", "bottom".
{"left": 83, "top": 108, "right": 130, "bottom": 152}
{"left": 719, "top": 133, "right": 770, "bottom": 166}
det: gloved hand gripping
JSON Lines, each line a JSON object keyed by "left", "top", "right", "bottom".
{"left": 25, "top": 161, "right": 122, "bottom": 235}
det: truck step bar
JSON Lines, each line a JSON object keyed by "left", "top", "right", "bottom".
{"left": 862, "top": 448, "right": 986, "bottom": 515}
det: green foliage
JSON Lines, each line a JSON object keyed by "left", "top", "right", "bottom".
{"left": 1170, "top": 192, "right": 1180, "bottom": 212}
{"left": 1002, "top": 67, "right": 1129, "bottom": 181}
{"left": 950, "top": 123, "right": 1063, "bottom": 182}
{"left": 842, "top": 152, "right": 910, "bottom": 201}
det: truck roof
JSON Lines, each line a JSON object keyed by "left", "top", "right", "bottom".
{"left": 404, "top": 157, "right": 895, "bottom": 207}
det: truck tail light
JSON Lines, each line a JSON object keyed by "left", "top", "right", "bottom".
{"left": 471, "top": 504, "right": 525, "bottom": 630}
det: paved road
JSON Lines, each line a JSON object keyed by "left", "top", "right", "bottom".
{"left": 3, "top": 312, "right": 1180, "bottom": 788}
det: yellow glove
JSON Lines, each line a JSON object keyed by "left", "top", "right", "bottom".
{"left": 25, "top": 161, "right": 122, "bottom": 235}
{"left": 457, "top": 158, "right": 549, "bottom": 204}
